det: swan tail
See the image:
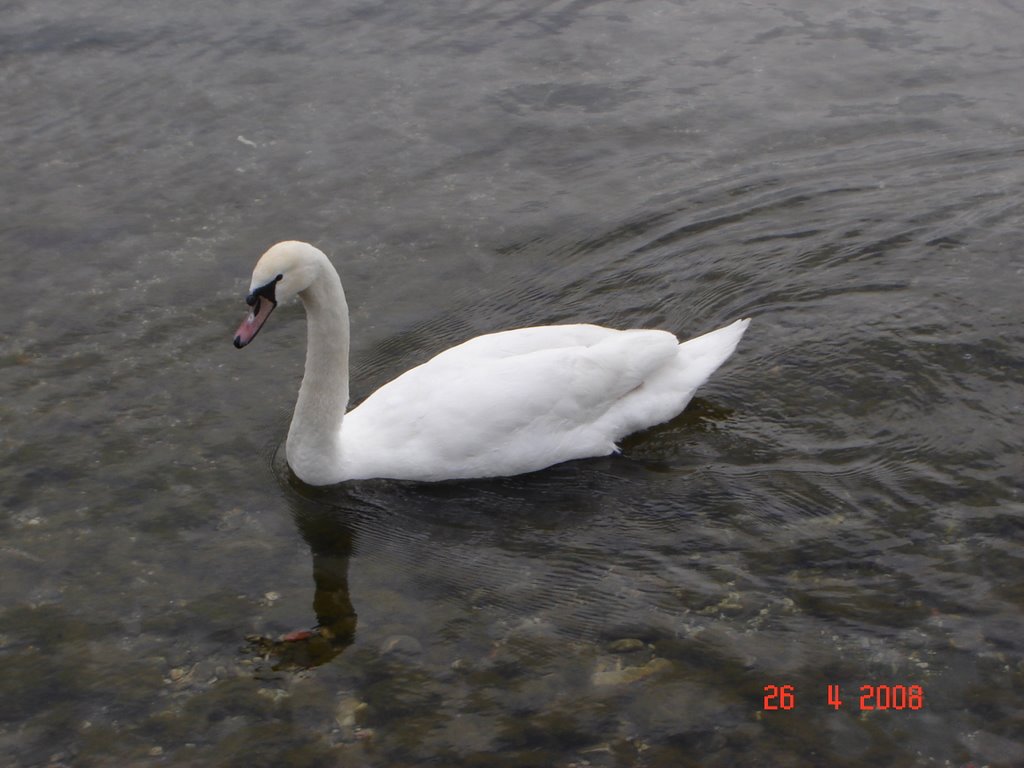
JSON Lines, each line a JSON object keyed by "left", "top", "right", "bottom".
{"left": 674, "top": 317, "right": 750, "bottom": 392}
{"left": 600, "top": 318, "right": 750, "bottom": 439}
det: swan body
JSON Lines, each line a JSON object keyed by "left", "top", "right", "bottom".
{"left": 234, "top": 241, "right": 750, "bottom": 485}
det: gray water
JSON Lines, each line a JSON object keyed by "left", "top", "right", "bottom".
{"left": 3, "top": 1, "right": 1023, "bottom": 766}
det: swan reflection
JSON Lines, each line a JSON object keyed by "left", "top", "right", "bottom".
{"left": 246, "top": 484, "right": 359, "bottom": 670}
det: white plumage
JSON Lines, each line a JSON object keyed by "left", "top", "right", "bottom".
{"left": 234, "top": 241, "right": 749, "bottom": 485}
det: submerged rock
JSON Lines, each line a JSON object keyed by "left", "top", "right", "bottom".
{"left": 379, "top": 635, "right": 423, "bottom": 656}
{"left": 608, "top": 638, "right": 646, "bottom": 654}
{"left": 591, "top": 657, "right": 673, "bottom": 687}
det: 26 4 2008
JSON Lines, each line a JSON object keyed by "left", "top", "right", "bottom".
{"left": 763, "top": 684, "right": 924, "bottom": 711}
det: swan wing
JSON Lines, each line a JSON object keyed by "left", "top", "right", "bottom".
{"left": 341, "top": 326, "right": 682, "bottom": 480}
{"left": 427, "top": 323, "right": 618, "bottom": 362}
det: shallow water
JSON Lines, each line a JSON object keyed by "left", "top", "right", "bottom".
{"left": 3, "top": 0, "right": 1023, "bottom": 766}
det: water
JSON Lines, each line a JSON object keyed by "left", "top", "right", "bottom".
{"left": 2, "top": 0, "right": 1023, "bottom": 765}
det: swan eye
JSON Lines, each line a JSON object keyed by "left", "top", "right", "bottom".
{"left": 247, "top": 274, "right": 284, "bottom": 306}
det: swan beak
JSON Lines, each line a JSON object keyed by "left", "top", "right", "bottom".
{"left": 233, "top": 295, "right": 276, "bottom": 348}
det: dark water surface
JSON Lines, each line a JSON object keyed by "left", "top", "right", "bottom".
{"left": 3, "top": 1, "right": 1023, "bottom": 766}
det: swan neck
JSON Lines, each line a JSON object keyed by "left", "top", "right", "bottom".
{"left": 286, "top": 257, "right": 350, "bottom": 483}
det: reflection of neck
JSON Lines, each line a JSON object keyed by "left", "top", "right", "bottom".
{"left": 312, "top": 551, "right": 357, "bottom": 633}
{"left": 285, "top": 258, "right": 350, "bottom": 485}
{"left": 300, "top": 502, "right": 357, "bottom": 665}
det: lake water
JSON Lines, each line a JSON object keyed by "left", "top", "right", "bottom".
{"left": 3, "top": 1, "right": 1023, "bottom": 766}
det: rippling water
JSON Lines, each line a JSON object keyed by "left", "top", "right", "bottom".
{"left": 3, "top": 1, "right": 1023, "bottom": 766}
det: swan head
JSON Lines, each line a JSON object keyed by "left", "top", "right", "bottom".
{"left": 233, "top": 241, "right": 325, "bottom": 348}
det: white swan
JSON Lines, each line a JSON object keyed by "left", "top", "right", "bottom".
{"left": 233, "top": 241, "right": 750, "bottom": 485}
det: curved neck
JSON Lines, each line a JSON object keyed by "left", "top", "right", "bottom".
{"left": 286, "top": 257, "right": 350, "bottom": 484}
